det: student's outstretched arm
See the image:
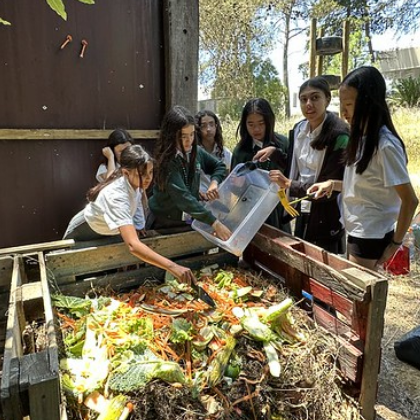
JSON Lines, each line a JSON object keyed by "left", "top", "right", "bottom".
{"left": 377, "top": 182, "right": 419, "bottom": 265}
{"left": 119, "top": 224, "right": 196, "bottom": 285}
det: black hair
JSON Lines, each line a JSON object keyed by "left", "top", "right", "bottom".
{"left": 299, "top": 76, "right": 349, "bottom": 150}
{"left": 236, "top": 98, "right": 276, "bottom": 149}
{"left": 195, "top": 110, "right": 225, "bottom": 158}
{"left": 105, "top": 128, "right": 133, "bottom": 155}
{"left": 154, "top": 106, "right": 197, "bottom": 191}
{"left": 88, "top": 144, "right": 153, "bottom": 201}
{"left": 341, "top": 66, "right": 407, "bottom": 174}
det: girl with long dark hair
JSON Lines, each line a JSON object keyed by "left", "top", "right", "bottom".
{"left": 309, "top": 66, "right": 418, "bottom": 269}
{"left": 149, "top": 106, "right": 232, "bottom": 240}
{"left": 269, "top": 76, "right": 349, "bottom": 253}
{"left": 64, "top": 144, "right": 196, "bottom": 284}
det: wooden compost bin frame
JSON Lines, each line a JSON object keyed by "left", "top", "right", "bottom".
{"left": 0, "top": 226, "right": 388, "bottom": 420}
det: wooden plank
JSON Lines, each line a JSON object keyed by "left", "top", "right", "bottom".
{"left": 0, "top": 240, "right": 75, "bottom": 257}
{"left": 38, "top": 253, "right": 59, "bottom": 358}
{"left": 308, "top": 277, "right": 354, "bottom": 324}
{"left": 0, "top": 129, "right": 159, "bottom": 140}
{"left": 359, "top": 278, "right": 388, "bottom": 420}
{"left": 0, "top": 256, "right": 14, "bottom": 289}
{"left": 163, "top": 0, "right": 199, "bottom": 111}
{"left": 340, "top": 267, "right": 377, "bottom": 289}
{"left": 313, "top": 304, "right": 352, "bottom": 337}
{"left": 58, "top": 251, "right": 238, "bottom": 297}
{"left": 251, "top": 227, "right": 366, "bottom": 300}
{"left": 337, "top": 336, "right": 364, "bottom": 384}
{"left": 19, "top": 350, "right": 60, "bottom": 420}
{"left": 45, "top": 231, "right": 215, "bottom": 285}
{"left": 1, "top": 256, "right": 25, "bottom": 419}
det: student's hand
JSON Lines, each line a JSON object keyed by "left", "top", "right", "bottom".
{"left": 102, "top": 147, "right": 114, "bottom": 161}
{"left": 253, "top": 146, "right": 275, "bottom": 162}
{"left": 137, "top": 229, "right": 147, "bottom": 238}
{"left": 206, "top": 180, "right": 219, "bottom": 201}
{"left": 168, "top": 263, "right": 197, "bottom": 286}
{"left": 212, "top": 220, "right": 232, "bottom": 241}
{"left": 377, "top": 242, "right": 402, "bottom": 266}
{"left": 199, "top": 191, "right": 208, "bottom": 201}
{"left": 307, "top": 181, "right": 331, "bottom": 199}
{"left": 269, "top": 170, "right": 291, "bottom": 189}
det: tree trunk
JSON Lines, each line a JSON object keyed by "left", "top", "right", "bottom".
{"left": 283, "top": 12, "right": 291, "bottom": 118}
{"left": 364, "top": 6, "right": 376, "bottom": 63}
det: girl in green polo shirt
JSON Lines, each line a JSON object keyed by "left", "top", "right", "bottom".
{"left": 149, "top": 106, "right": 232, "bottom": 241}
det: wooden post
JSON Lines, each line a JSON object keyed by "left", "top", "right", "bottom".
{"left": 163, "top": 0, "right": 199, "bottom": 113}
{"left": 359, "top": 278, "right": 388, "bottom": 420}
{"left": 341, "top": 20, "right": 350, "bottom": 81}
{"left": 309, "top": 19, "right": 317, "bottom": 78}
{"left": 316, "top": 28, "right": 325, "bottom": 76}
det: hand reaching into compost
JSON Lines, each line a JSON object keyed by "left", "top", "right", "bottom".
{"left": 167, "top": 263, "right": 196, "bottom": 286}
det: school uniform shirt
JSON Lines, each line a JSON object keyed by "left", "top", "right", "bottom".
{"left": 205, "top": 143, "right": 232, "bottom": 171}
{"left": 286, "top": 112, "right": 349, "bottom": 244}
{"left": 292, "top": 119, "right": 326, "bottom": 213}
{"left": 343, "top": 126, "right": 410, "bottom": 239}
{"left": 84, "top": 176, "right": 146, "bottom": 235}
{"left": 231, "top": 133, "right": 289, "bottom": 173}
{"left": 149, "top": 147, "right": 226, "bottom": 226}
{"left": 96, "top": 162, "right": 120, "bottom": 183}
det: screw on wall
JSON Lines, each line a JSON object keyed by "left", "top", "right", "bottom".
{"left": 79, "top": 40, "right": 88, "bottom": 58}
{"left": 60, "top": 35, "right": 73, "bottom": 50}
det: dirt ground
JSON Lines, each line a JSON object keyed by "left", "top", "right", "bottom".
{"left": 375, "top": 262, "right": 420, "bottom": 420}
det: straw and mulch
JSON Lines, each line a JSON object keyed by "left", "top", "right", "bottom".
{"left": 50, "top": 266, "right": 362, "bottom": 420}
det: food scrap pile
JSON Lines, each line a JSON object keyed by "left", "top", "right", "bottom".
{"left": 53, "top": 266, "right": 362, "bottom": 420}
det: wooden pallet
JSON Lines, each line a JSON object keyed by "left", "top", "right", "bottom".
{"left": 0, "top": 227, "right": 387, "bottom": 420}
{"left": 244, "top": 225, "right": 388, "bottom": 420}
{"left": 0, "top": 253, "right": 60, "bottom": 420}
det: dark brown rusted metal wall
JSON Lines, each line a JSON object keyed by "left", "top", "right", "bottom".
{"left": 0, "top": 0, "right": 164, "bottom": 129}
{"left": 0, "top": 0, "right": 165, "bottom": 248}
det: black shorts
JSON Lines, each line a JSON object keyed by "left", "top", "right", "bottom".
{"left": 347, "top": 230, "right": 394, "bottom": 260}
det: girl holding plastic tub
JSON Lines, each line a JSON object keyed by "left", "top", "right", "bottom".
{"left": 269, "top": 76, "right": 349, "bottom": 254}
{"left": 96, "top": 128, "right": 134, "bottom": 182}
{"left": 149, "top": 105, "right": 232, "bottom": 241}
{"left": 64, "top": 144, "right": 196, "bottom": 284}
{"left": 231, "top": 98, "right": 290, "bottom": 230}
{"left": 308, "top": 66, "right": 418, "bottom": 270}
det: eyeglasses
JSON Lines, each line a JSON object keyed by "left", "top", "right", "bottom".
{"left": 200, "top": 122, "right": 216, "bottom": 129}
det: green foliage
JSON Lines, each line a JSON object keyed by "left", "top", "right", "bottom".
{"left": 0, "top": 17, "right": 11, "bottom": 26}
{"left": 392, "top": 76, "right": 420, "bottom": 108}
{"left": 46, "top": 0, "right": 67, "bottom": 20}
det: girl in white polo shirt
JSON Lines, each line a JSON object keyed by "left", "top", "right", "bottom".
{"left": 308, "top": 66, "right": 418, "bottom": 270}
{"left": 64, "top": 144, "right": 196, "bottom": 284}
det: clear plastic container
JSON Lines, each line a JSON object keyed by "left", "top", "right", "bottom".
{"left": 192, "top": 164, "right": 280, "bottom": 256}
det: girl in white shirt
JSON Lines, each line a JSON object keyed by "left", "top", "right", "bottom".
{"left": 309, "top": 66, "right": 418, "bottom": 270}
{"left": 64, "top": 144, "right": 196, "bottom": 284}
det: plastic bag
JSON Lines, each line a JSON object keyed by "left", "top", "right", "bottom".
{"left": 394, "top": 326, "right": 420, "bottom": 370}
{"left": 383, "top": 246, "right": 409, "bottom": 275}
